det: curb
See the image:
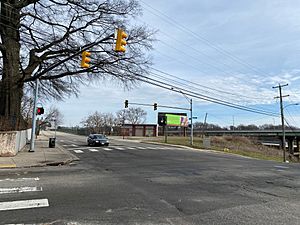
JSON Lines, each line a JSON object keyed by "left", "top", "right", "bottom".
{"left": 56, "top": 144, "right": 80, "bottom": 162}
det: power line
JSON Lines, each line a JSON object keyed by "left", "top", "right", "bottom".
{"left": 140, "top": 0, "right": 272, "bottom": 77}
{"left": 151, "top": 67, "right": 266, "bottom": 101}
{"left": 133, "top": 71, "right": 278, "bottom": 117}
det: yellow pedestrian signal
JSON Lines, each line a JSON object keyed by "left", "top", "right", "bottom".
{"left": 115, "top": 29, "right": 128, "bottom": 53}
{"left": 81, "top": 51, "right": 91, "bottom": 68}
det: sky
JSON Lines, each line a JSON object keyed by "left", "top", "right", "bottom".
{"left": 46, "top": 0, "right": 300, "bottom": 128}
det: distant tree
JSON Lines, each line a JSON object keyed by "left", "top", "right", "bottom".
{"left": 115, "top": 109, "right": 127, "bottom": 125}
{"left": 194, "top": 122, "right": 225, "bottom": 131}
{"left": 38, "top": 106, "right": 63, "bottom": 133}
{"left": 116, "top": 107, "right": 147, "bottom": 124}
{"left": 81, "top": 111, "right": 118, "bottom": 134}
{"left": 236, "top": 124, "right": 259, "bottom": 130}
{"left": 81, "top": 111, "right": 104, "bottom": 134}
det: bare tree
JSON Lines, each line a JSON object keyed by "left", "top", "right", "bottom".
{"left": 0, "top": 0, "right": 155, "bottom": 130}
{"left": 116, "top": 109, "right": 127, "bottom": 125}
{"left": 20, "top": 88, "right": 34, "bottom": 126}
{"left": 116, "top": 107, "right": 147, "bottom": 124}
{"left": 43, "top": 106, "right": 64, "bottom": 126}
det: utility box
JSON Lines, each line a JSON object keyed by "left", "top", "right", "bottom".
{"left": 203, "top": 137, "right": 211, "bottom": 148}
{"left": 49, "top": 138, "right": 56, "bottom": 148}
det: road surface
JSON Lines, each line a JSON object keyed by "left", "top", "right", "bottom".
{"left": 1, "top": 131, "right": 300, "bottom": 224}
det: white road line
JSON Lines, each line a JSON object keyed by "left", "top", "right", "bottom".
{"left": 103, "top": 148, "right": 112, "bottom": 151}
{"left": 73, "top": 150, "right": 84, "bottom": 154}
{"left": 60, "top": 140, "right": 65, "bottom": 142}
{"left": 114, "top": 147, "right": 125, "bottom": 150}
{"left": 71, "top": 144, "right": 78, "bottom": 147}
{"left": 126, "top": 147, "right": 136, "bottom": 150}
{"left": 0, "top": 187, "right": 42, "bottom": 194}
{"left": 0, "top": 177, "right": 40, "bottom": 182}
{"left": 274, "top": 165, "right": 289, "bottom": 169}
{"left": 136, "top": 147, "right": 147, "bottom": 150}
{"left": 89, "top": 149, "right": 99, "bottom": 152}
{"left": 0, "top": 198, "right": 49, "bottom": 211}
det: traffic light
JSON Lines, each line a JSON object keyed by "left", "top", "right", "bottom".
{"left": 115, "top": 28, "right": 128, "bottom": 52}
{"left": 36, "top": 107, "right": 44, "bottom": 115}
{"left": 81, "top": 51, "right": 91, "bottom": 68}
{"left": 125, "top": 100, "right": 128, "bottom": 108}
{"left": 154, "top": 103, "right": 157, "bottom": 110}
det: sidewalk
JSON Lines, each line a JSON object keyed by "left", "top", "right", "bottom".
{"left": 0, "top": 134, "right": 79, "bottom": 169}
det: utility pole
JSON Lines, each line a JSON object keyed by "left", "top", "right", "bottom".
{"left": 273, "top": 83, "right": 289, "bottom": 162}
{"left": 202, "top": 113, "right": 208, "bottom": 137}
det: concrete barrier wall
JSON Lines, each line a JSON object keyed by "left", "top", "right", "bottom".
{"left": 0, "top": 129, "right": 31, "bottom": 157}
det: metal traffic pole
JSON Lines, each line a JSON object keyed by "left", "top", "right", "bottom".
{"left": 29, "top": 79, "right": 39, "bottom": 152}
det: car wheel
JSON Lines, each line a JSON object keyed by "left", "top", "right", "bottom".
{"left": 105, "top": 143, "right": 109, "bottom": 146}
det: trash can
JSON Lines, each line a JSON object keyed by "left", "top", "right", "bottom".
{"left": 49, "top": 138, "right": 56, "bottom": 148}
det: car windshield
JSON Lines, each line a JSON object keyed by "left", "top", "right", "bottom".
{"left": 94, "top": 135, "right": 105, "bottom": 139}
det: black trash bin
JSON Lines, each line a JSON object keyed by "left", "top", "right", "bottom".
{"left": 49, "top": 138, "right": 56, "bottom": 148}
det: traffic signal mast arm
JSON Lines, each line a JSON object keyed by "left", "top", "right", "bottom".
{"left": 124, "top": 101, "right": 190, "bottom": 111}
{"left": 125, "top": 102, "right": 154, "bottom": 107}
{"left": 157, "top": 104, "right": 190, "bottom": 111}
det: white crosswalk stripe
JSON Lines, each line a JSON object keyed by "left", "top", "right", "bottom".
{"left": 0, "top": 199, "right": 49, "bottom": 211}
{"left": 0, "top": 177, "right": 49, "bottom": 212}
{"left": 69, "top": 145, "right": 180, "bottom": 154}
{"left": 0, "top": 186, "right": 42, "bottom": 194}
{"left": 73, "top": 150, "right": 84, "bottom": 153}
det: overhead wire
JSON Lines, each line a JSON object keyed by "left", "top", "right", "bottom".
{"left": 136, "top": 16, "right": 251, "bottom": 77}
{"left": 140, "top": 0, "right": 272, "bottom": 77}
{"left": 134, "top": 71, "right": 279, "bottom": 117}
{"left": 150, "top": 67, "right": 266, "bottom": 101}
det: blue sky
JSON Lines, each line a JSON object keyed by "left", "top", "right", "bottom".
{"left": 46, "top": 0, "right": 300, "bottom": 128}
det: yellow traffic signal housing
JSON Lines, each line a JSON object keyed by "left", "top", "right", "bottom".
{"left": 115, "top": 29, "right": 128, "bottom": 52}
{"left": 81, "top": 51, "right": 91, "bottom": 68}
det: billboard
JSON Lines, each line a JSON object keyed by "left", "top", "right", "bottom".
{"left": 157, "top": 112, "right": 188, "bottom": 127}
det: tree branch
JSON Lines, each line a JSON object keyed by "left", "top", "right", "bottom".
{"left": 15, "top": 0, "right": 39, "bottom": 9}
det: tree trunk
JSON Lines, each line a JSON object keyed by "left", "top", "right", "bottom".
{"left": 0, "top": 2, "right": 24, "bottom": 130}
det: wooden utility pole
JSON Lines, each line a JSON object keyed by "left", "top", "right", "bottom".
{"left": 273, "top": 83, "right": 289, "bottom": 162}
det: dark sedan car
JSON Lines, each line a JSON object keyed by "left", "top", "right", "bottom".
{"left": 87, "top": 134, "right": 109, "bottom": 146}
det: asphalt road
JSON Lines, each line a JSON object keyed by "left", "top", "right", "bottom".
{"left": 1, "top": 132, "right": 300, "bottom": 224}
